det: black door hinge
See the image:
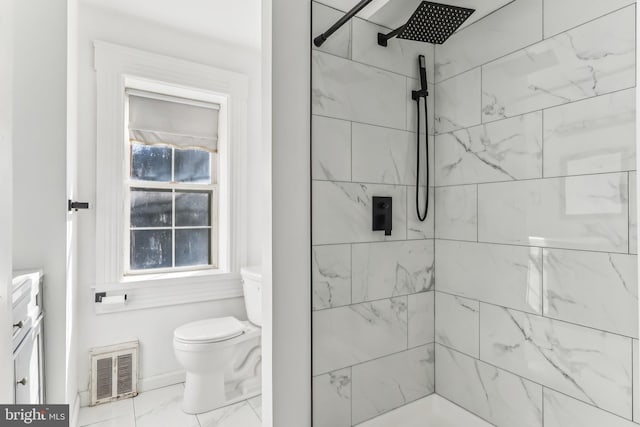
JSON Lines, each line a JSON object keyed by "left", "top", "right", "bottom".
{"left": 68, "top": 200, "right": 90, "bottom": 212}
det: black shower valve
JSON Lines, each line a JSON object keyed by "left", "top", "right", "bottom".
{"left": 372, "top": 196, "right": 392, "bottom": 236}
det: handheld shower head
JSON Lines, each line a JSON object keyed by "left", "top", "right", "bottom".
{"left": 419, "top": 55, "right": 427, "bottom": 90}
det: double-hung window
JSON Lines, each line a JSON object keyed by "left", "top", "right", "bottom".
{"left": 125, "top": 90, "right": 220, "bottom": 274}
{"left": 94, "top": 42, "right": 248, "bottom": 309}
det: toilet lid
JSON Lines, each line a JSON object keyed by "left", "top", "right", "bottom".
{"left": 174, "top": 317, "right": 245, "bottom": 343}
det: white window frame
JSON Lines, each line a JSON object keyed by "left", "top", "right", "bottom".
{"left": 93, "top": 41, "right": 248, "bottom": 313}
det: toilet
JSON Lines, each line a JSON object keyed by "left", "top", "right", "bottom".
{"left": 173, "top": 266, "right": 262, "bottom": 414}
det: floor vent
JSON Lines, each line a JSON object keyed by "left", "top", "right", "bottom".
{"left": 90, "top": 340, "right": 139, "bottom": 406}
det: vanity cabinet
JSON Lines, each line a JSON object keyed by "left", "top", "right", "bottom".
{"left": 12, "top": 270, "right": 45, "bottom": 404}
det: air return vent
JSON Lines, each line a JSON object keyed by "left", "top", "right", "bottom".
{"left": 90, "top": 341, "right": 138, "bottom": 406}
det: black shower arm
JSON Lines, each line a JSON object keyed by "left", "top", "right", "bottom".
{"left": 313, "top": 0, "right": 374, "bottom": 47}
{"left": 377, "top": 25, "right": 405, "bottom": 47}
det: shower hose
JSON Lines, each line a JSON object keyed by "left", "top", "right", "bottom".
{"left": 415, "top": 95, "right": 429, "bottom": 222}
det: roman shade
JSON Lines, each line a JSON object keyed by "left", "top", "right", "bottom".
{"left": 127, "top": 90, "right": 220, "bottom": 152}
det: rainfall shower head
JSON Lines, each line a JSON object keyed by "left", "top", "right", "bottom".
{"left": 378, "top": 1, "right": 475, "bottom": 46}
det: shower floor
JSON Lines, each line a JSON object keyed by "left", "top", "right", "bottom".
{"left": 357, "top": 394, "right": 492, "bottom": 427}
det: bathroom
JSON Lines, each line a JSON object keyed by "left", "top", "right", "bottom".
{"left": 0, "top": 0, "right": 638, "bottom": 426}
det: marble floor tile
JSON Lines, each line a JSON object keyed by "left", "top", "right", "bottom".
{"left": 406, "top": 187, "right": 435, "bottom": 240}
{"left": 434, "top": 0, "right": 542, "bottom": 82}
{"left": 435, "top": 240, "right": 542, "bottom": 314}
{"left": 351, "top": 123, "right": 417, "bottom": 186}
{"left": 313, "top": 368, "right": 351, "bottom": 427}
{"left": 197, "top": 401, "right": 261, "bottom": 427}
{"left": 312, "top": 1, "right": 351, "bottom": 59}
{"left": 79, "top": 399, "right": 134, "bottom": 427}
{"left": 355, "top": 394, "right": 492, "bottom": 427}
{"left": 351, "top": 17, "right": 435, "bottom": 81}
{"left": 352, "top": 240, "right": 434, "bottom": 303}
{"left": 435, "top": 68, "right": 481, "bottom": 134}
{"left": 435, "top": 292, "right": 479, "bottom": 358}
{"left": 352, "top": 344, "right": 435, "bottom": 425}
{"left": 435, "top": 112, "right": 542, "bottom": 186}
{"left": 80, "top": 387, "right": 262, "bottom": 427}
{"left": 312, "top": 297, "right": 408, "bottom": 375}
{"left": 246, "top": 395, "right": 261, "bottom": 421}
{"left": 133, "top": 384, "right": 199, "bottom": 427}
{"left": 544, "top": 388, "right": 637, "bottom": 427}
{"left": 480, "top": 304, "right": 633, "bottom": 418}
{"left": 312, "top": 115, "right": 351, "bottom": 181}
{"left": 435, "top": 185, "right": 478, "bottom": 241}
{"left": 543, "top": 248, "right": 638, "bottom": 338}
{"left": 312, "top": 244, "right": 351, "bottom": 310}
{"left": 312, "top": 50, "right": 406, "bottom": 129}
{"left": 408, "top": 291, "right": 435, "bottom": 347}
{"left": 478, "top": 173, "right": 629, "bottom": 253}
{"left": 543, "top": 0, "right": 636, "bottom": 38}
{"left": 482, "top": 6, "right": 635, "bottom": 122}
{"left": 543, "top": 89, "right": 635, "bottom": 178}
{"left": 436, "top": 344, "right": 543, "bottom": 427}
{"left": 82, "top": 415, "right": 136, "bottom": 427}
{"left": 312, "top": 180, "right": 407, "bottom": 245}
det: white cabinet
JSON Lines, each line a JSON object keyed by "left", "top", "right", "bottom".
{"left": 12, "top": 270, "right": 45, "bottom": 404}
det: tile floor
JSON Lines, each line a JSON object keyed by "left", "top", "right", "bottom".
{"left": 79, "top": 384, "right": 489, "bottom": 427}
{"left": 78, "top": 383, "right": 262, "bottom": 427}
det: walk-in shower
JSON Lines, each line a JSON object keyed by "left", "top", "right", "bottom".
{"left": 312, "top": 0, "right": 637, "bottom": 425}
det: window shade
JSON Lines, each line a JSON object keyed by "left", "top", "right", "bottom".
{"left": 128, "top": 92, "right": 220, "bottom": 152}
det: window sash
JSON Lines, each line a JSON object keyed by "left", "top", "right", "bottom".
{"left": 124, "top": 184, "right": 219, "bottom": 274}
{"left": 124, "top": 141, "right": 218, "bottom": 274}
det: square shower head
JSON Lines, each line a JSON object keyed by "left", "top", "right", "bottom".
{"left": 397, "top": 1, "right": 475, "bottom": 44}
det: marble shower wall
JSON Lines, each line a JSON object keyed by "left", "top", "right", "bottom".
{"left": 434, "top": 0, "right": 638, "bottom": 426}
{"left": 311, "top": 2, "right": 436, "bottom": 426}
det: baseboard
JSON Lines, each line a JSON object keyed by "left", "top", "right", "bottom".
{"left": 138, "top": 370, "right": 186, "bottom": 393}
{"left": 78, "top": 370, "right": 186, "bottom": 407}
{"left": 70, "top": 393, "right": 81, "bottom": 427}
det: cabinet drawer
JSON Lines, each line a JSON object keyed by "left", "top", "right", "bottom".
{"left": 12, "top": 295, "right": 30, "bottom": 351}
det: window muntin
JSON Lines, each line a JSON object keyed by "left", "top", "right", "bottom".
{"left": 125, "top": 91, "right": 220, "bottom": 274}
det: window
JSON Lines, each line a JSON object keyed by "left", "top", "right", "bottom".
{"left": 93, "top": 42, "right": 249, "bottom": 311}
{"left": 125, "top": 91, "right": 219, "bottom": 274}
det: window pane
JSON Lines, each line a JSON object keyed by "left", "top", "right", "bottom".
{"left": 175, "top": 229, "right": 210, "bottom": 267}
{"left": 131, "top": 143, "right": 171, "bottom": 181}
{"left": 130, "top": 189, "right": 172, "bottom": 228}
{"left": 130, "top": 230, "right": 172, "bottom": 269}
{"left": 175, "top": 148, "right": 211, "bottom": 183}
{"left": 175, "top": 191, "right": 211, "bottom": 227}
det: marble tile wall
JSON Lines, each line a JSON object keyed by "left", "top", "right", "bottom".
{"left": 433, "top": 0, "right": 638, "bottom": 425}
{"left": 311, "top": 2, "right": 436, "bottom": 425}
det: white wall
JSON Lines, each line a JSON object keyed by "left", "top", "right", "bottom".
{"left": 267, "top": 0, "right": 312, "bottom": 425}
{"left": 0, "top": 0, "right": 14, "bottom": 404}
{"left": 12, "top": 0, "right": 68, "bottom": 403}
{"left": 75, "top": 3, "right": 263, "bottom": 398}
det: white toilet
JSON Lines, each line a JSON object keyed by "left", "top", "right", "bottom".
{"left": 173, "top": 266, "right": 262, "bottom": 414}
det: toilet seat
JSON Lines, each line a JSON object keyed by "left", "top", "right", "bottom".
{"left": 174, "top": 316, "right": 245, "bottom": 344}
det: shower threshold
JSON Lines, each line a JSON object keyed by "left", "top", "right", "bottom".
{"left": 356, "top": 394, "right": 493, "bottom": 427}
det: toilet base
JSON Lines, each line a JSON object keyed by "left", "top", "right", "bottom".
{"left": 182, "top": 372, "right": 261, "bottom": 414}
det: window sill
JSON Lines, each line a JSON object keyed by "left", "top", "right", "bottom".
{"left": 92, "top": 271, "right": 243, "bottom": 315}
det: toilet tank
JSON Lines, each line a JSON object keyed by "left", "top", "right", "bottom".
{"left": 241, "top": 266, "right": 262, "bottom": 326}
